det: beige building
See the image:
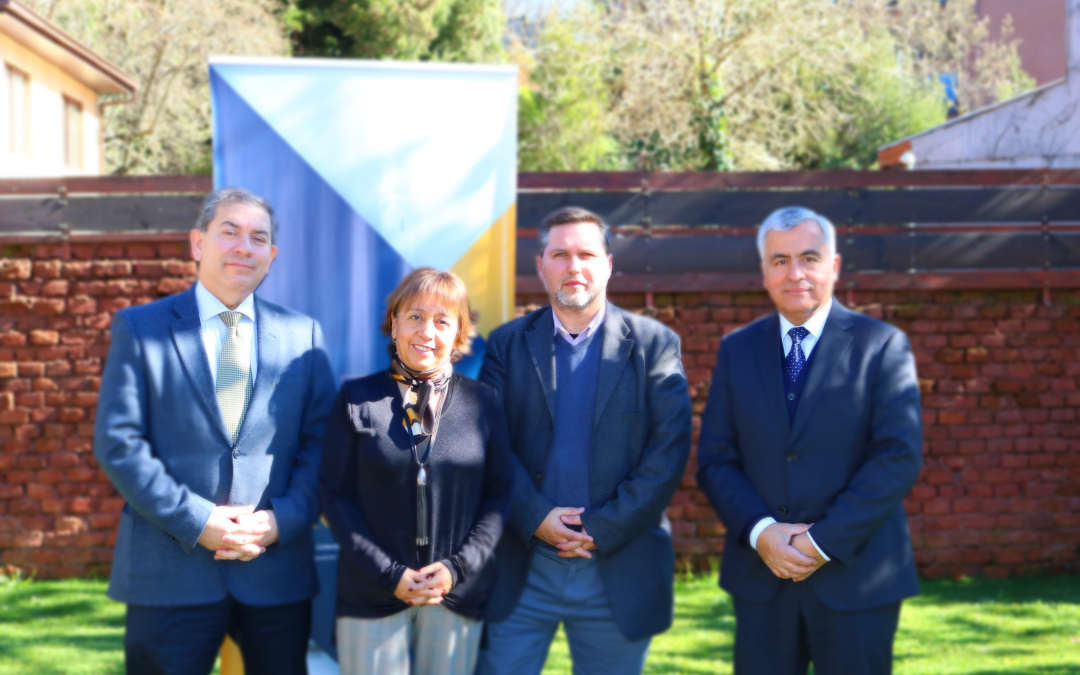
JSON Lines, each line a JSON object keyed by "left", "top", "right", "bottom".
{"left": 0, "top": 0, "right": 135, "bottom": 177}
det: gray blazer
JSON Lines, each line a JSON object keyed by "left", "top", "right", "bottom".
{"left": 94, "top": 286, "right": 336, "bottom": 606}
{"left": 479, "top": 303, "right": 692, "bottom": 641}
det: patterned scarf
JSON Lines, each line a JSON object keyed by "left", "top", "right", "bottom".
{"left": 389, "top": 356, "right": 451, "bottom": 438}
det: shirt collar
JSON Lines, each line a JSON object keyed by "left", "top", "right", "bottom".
{"left": 553, "top": 302, "right": 606, "bottom": 340}
{"left": 779, "top": 296, "right": 832, "bottom": 340}
{"left": 194, "top": 281, "right": 256, "bottom": 325}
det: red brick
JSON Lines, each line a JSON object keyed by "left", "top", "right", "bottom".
{"left": 92, "top": 262, "right": 132, "bottom": 278}
{"left": 0, "top": 259, "right": 32, "bottom": 280}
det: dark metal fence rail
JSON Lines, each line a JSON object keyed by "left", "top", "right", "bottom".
{"left": 2, "top": 172, "right": 1078, "bottom": 292}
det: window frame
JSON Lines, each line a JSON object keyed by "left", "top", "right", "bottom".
{"left": 63, "top": 95, "right": 83, "bottom": 170}
{"left": 5, "top": 63, "right": 30, "bottom": 156}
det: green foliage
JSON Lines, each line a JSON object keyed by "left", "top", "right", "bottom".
{"left": 291, "top": 0, "right": 505, "bottom": 62}
{"left": 785, "top": 36, "right": 948, "bottom": 170}
{"left": 541, "top": 574, "right": 1080, "bottom": 674}
{"left": 0, "top": 576, "right": 1078, "bottom": 673}
{"left": 691, "top": 72, "right": 735, "bottom": 172}
{"left": 515, "top": 9, "right": 619, "bottom": 172}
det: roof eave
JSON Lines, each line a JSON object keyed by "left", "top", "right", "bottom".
{"left": 0, "top": 0, "right": 137, "bottom": 97}
{"left": 878, "top": 77, "right": 1068, "bottom": 155}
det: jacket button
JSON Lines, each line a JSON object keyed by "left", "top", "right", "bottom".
{"left": 787, "top": 453, "right": 797, "bottom": 463}
{"left": 535, "top": 471, "right": 542, "bottom": 480}
{"left": 787, "top": 392, "right": 796, "bottom": 401}
{"left": 779, "top": 506, "right": 788, "bottom": 515}
{"left": 232, "top": 450, "right": 240, "bottom": 459}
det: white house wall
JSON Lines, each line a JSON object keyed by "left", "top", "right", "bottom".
{"left": 0, "top": 32, "right": 105, "bottom": 177}
{"left": 907, "top": 78, "right": 1080, "bottom": 169}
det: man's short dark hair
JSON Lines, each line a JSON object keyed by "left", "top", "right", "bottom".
{"left": 537, "top": 206, "right": 611, "bottom": 256}
{"left": 196, "top": 187, "right": 278, "bottom": 244}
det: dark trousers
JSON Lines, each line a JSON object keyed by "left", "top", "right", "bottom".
{"left": 125, "top": 595, "right": 311, "bottom": 675}
{"left": 733, "top": 581, "right": 900, "bottom": 675}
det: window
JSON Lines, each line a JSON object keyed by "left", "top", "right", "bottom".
{"left": 64, "top": 97, "right": 82, "bottom": 169}
{"left": 7, "top": 64, "right": 29, "bottom": 155}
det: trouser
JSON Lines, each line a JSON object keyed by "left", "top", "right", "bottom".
{"left": 335, "top": 605, "right": 482, "bottom": 675}
{"left": 124, "top": 595, "right": 311, "bottom": 675}
{"left": 733, "top": 580, "right": 901, "bottom": 675}
{"left": 477, "top": 545, "right": 651, "bottom": 675}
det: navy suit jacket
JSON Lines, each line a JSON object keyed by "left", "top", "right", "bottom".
{"left": 697, "top": 300, "right": 922, "bottom": 611}
{"left": 479, "top": 304, "right": 692, "bottom": 641}
{"left": 94, "top": 286, "right": 336, "bottom": 606}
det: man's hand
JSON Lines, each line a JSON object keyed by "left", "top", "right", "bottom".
{"left": 556, "top": 513, "right": 597, "bottom": 559}
{"left": 393, "top": 564, "right": 452, "bottom": 606}
{"left": 790, "top": 531, "right": 827, "bottom": 582}
{"left": 215, "top": 510, "right": 278, "bottom": 561}
{"left": 197, "top": 505, "right": 258, "bottom": 555}
{"left": 535, "top": 507, "right": 594, "bottom": 549}
{"left": 756, "top": 522, "right": 817, "bottom": 580}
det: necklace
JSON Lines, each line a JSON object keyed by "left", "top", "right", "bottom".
{"left": 404, "top": 381, "right": 447, "bottom": 547}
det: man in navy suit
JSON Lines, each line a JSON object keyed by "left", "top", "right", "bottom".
{"left": 95, "top": 188, "right": 336, "bottom": 675}
{"left": 477, "top": 207, "right": 692, "bottom": 675}
{"left": 697, "top": 207, "right": 923, "bottom": 675}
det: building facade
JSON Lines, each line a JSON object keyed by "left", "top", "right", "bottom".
{"left": 0, "top": 0, "right": 135, "bottom": 177}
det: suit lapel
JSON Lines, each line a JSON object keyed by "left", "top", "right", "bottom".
{"left": 232, "top": 295, "right": 282, "bottom": 448}
{"left": 790, "top": 301, "right": 855, "bottom": 441}
{"left": 524, "top": 308, "right": 557, "bottom": 422}
{"left": 755, "top": 313, "right": 791, "bottom": 438}
{"left": 592, "top": 304, "right": 633, "bottom": 428}
{"left": 171, "top": 286, "right": 231, "bottom": 446}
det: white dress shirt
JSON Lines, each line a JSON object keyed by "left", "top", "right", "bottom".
{"left": 749, "top": 297, "right": 834, "bottom": 561}
{"left": 552, "top": 303, "right": 606, "bottom": 346}
{"left": 194, "top": 281, "right": 258, "bottom": 386}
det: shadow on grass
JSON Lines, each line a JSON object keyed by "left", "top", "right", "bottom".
{"left": 960, "top": 668, "right": 1080, "bottom": 675}
{"left": 0, "top": 579, "right": 124, "bottom": 674}
{"left": 913, "top": 576, "right": 1080, "bottom": 606}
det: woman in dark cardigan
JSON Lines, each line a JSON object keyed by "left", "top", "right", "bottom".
{"left": 320, "top": 268, "right": 513, "bottom": 675}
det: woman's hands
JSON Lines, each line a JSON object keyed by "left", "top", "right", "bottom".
{"left": 392, "top": 562, "right": 454, "bottom": 606}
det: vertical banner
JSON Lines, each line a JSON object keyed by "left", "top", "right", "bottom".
{"left": 209, "top": 56, "right": 518, "bottom": 381}
{"left": 209, "top": 57, "right": 517, "bottom": 666}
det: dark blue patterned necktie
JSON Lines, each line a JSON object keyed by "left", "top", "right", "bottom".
{"left": 786, "top": 326, "right": 810, "bottom": 382}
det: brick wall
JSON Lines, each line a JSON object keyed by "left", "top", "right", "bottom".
{"left": 0, "top": 238, "right": 196, "bottom": 577}
{"left": 1, "top": 238, "right": 1077, "bottom": 578}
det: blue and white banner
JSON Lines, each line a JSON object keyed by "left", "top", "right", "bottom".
{"left": 209, "top": 57, "right": 518, "bottom": 381}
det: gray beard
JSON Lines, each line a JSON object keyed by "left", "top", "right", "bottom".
{"left": 553, "top": 285, "right": 597, "bottom": 311}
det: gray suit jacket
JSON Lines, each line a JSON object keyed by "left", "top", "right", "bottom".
{"left": 94, "top": 286, "right": 336, "bottom": 606}
{"left": 479, "top": 303, "right": 692, "bottom": 641}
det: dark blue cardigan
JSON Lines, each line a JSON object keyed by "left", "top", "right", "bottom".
{"left": 320, "top": 371, "right": 513, "bottom": 620}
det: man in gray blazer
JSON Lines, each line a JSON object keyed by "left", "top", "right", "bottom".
{"left": 95, "top": 188, "right": 336, "bottom": 675}
{"left": 476, "top": 207, "right": 692, "bottom": 675}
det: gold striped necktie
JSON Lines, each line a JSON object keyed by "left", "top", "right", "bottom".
{"left": 216, "top": 311, "right": 253, "bottom": 445}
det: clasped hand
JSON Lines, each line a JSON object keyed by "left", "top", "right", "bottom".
{"left": 535, "top": 507, "right": 597, "bottom": 559}
{"left": 756, "top": 522, "right": 827, "bottom": 582}
{"left": 196, "top": 505, "right": 279, "bottom": 562}
{"left": 393, "top": 562, "right": 454, "bottom": 606}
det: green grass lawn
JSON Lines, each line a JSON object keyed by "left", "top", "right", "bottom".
{"left": 0, "top": 574, "right": 1076, "bottom": 674}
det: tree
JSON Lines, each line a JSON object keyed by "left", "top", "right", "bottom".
{"left": 511, "top": 6, "right": 619, "bottom": 172}
{"left": 290, "top": 0, "right": 504, "bottom": 62}
{"left": 516, "top": 0, "right": 1034, "bottom": 171}
{"left": 25, "top": 0, "right": 291, "bottom": 175}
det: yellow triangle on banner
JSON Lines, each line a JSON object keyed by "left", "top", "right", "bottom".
{"left": 450, "top": 202, "right": 516, "bottom": 340}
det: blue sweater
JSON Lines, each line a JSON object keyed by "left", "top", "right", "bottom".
{"left": 542, "top": 331, "right": 603, "bottom": 509}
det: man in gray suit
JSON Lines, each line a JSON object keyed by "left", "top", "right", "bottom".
{"left": 95, "top": 188, "right": 336, "bottom": 675}
{"left": 476, "top": 207, "right": 692, "bottom": 675}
